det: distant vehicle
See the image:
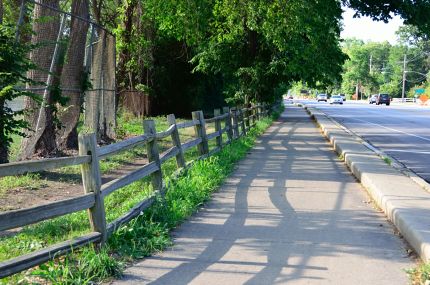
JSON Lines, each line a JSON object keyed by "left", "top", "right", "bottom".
{"left": 286, "top": 95, "right": 294, "bottom": 100}
{"left": 338, "top": 94, "right": 346, "bottom": 101}
{"left": 300, "top": 89, "right": 309, "bottom": 96}
{"left": 329, "top": 95, "right": 343, "bottom": 105}
{"left": 369, "top": 94, "right": 377, "bottom": 104}
{"left": 376, "top": 93, "right": 390, "bottom": 106}
{"left": 317, "top": 94, "right": 327, "bottom": 102}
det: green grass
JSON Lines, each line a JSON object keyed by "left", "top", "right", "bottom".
{"left": 406, "top": 263, "right": 430, "bottom": 285}
{"left": 8, "top": 134, "right": 22, "bottom": 162}
{"left": 0, "top": 114, "right": 196, "bottom": 195}
{"left": 0, "top": 109, "right": 277, "bottom": 284}
{"left": 0, "top": 173, "right": 47, "bottom": 197}
{"left": 383, "top": 156, "right": 392, "bottom": 165}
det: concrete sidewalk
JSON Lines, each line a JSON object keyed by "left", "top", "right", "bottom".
{"left": 112, "top": 106, "right": 412, "bottom": 284}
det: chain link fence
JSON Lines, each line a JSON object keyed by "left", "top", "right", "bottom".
{"left": 13, "top": 0, "right": 116, "bottom": 153}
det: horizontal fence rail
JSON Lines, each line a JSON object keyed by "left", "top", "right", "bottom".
{"left": 0, "top": 103, "right": 275, "bottom": 278}
{"left": 98, "top": 134, "right": 153, "bottom": 159}
{"left": 106, "top": 196, "right": 156, "bottom": 236}
{"left": 176, "top": 119, "right": 200, "bottom": 130}
{"left": 0, "top": 193, "right": 95, "bottom": 232}
{"left": 0, "top": 156, "right": 91, "bottom": 178}
{"left": 159, "top": 146, "right": 180, "bottom": 164}
{"left": 101, "top": 162, "right": 159, "bottom": 198}
{"left": 155, "top": 124, "right": 176, "bottom": 140}
{"left": 0, "top": 232, "right": 102, "bottom": 278}
{"left": 182, "top": 138, "right": 203, "bottom": 152}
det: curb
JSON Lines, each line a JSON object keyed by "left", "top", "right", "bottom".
{"left": 298, "top": 103, "right": 430, "bottom": 262}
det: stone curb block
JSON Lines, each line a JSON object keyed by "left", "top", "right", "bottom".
{"left": 302, "top": 105, "right": 430, "bottom": 262}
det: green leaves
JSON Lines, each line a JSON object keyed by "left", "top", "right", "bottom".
{"left": 192, "top": 0, "right": 347, "bottom": 103}
{"left": 340, "top": 34, "right": 429, "bottom": 97}
{"left": 0, "top": 24, "right": 39, "bottom": 162}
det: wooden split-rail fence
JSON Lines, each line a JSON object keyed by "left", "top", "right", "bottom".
{"left": 0, "top": 104, "right": 271, "bottom": 278}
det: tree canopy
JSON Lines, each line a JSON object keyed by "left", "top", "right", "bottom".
{"left": 338, "top": 24, "right": 430, "bottom": 99}
{"left": 3, "top": 0, "right": 430, "bottom": 161}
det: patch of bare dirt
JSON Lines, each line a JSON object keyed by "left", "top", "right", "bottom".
{"left": 0, "top": 158, "right": 149, "bottom": 213}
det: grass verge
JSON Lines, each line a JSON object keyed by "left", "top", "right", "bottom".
{"left": 383, "top": 156, "right": 392, "bottom": 166}
{"left": 1, "top": 108, "right": 281, "bottom": 284}
{"left": 407, "top": 263, "right": 430, "bottom": 285}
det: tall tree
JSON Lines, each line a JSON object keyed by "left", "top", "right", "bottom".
{"left": 82, "top": 0, "right": 116, "bottom": 142}
{"left": 20, "top": 0, "right": 60, "bottom": 159}
{"left": 56, "top": 0, "right": 90, "bottom": 150}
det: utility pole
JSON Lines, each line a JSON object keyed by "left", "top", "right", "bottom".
{"left": 402, "top": 54, "right": 407, "bottom": 102}
{"left": 369, "top": 54, "right": 373, "bottom": 73}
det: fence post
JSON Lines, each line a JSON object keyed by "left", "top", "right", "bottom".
{"left": 239, "top": 108, "right": 247, "bottom": 136}
{"left": 245, "top": 108, "right": 250, "bottom": 131}
{"left": 256, "top": 105, "right": 261, "bottom": 120}
{"left": 78, "top": 133, "right": 107, "bottom": 244}
{"left": 223, "top": 107, "right": 233, "bottom": 143}
{"left": 214, "top": 109, "right": 222, "bottom": 149}
{"left": 257, "top": 104, "right": 263, "bottom": 120}
{"left": 231, "top": 108, "right": 239, "bottom": 139}
{"left": 167, "top": 114, "right": 186, "bottom": 168}
{"left": 143, "top": 120, "right": 163, "bottom": 194}
{"left": 251, "top": 106, "right": 256, "bottom": 126}
{"left": 192, "top": 110, "right": 209, "bottom": 156}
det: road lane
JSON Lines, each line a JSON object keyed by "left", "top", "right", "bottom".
{"left": 297, "top": 100, "right": 430, "bottom": 183}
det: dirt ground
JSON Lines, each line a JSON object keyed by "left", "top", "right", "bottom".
{"left": 0, "top": 157, "right": 149, "bottom": 213}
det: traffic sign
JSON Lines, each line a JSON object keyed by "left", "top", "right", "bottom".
{"left": 415, "top": 88, "right": 425, "bottom": 94}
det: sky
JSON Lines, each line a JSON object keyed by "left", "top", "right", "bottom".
{"left": 341, "top": 7, "right": 404, "bottom": 44}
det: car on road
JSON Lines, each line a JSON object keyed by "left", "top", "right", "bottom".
{"left": 338, "top": 93, "right": 346, "bottom": 101}
{"left": 317, "top": 93, "right": 327, "bottom": 102}
{"left": 329, "top": 95, "right": 343, "bottom": 105}
{"left": 376, "top": 93, "right": 391, "bottom": 106}
{"left": 369, "top": 94, "right": 377, "bottom": 104}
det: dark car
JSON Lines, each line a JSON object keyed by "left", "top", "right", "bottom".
{"left": 376, "top": 93, "right": 390, "bottom": 106}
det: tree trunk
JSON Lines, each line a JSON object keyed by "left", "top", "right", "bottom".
{"left": 84, "top": 28, "right": 103, "bottom": 139}
{"left": 56, "top": 0, "right": 90, "bottom": 150}
{"left": 100, "top": 33, "right": 116, "bottom": 140}
{"left": 20, "top": 0, "right": 60, "bottom": 160}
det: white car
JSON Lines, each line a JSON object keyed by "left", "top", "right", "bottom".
{"left": 329, "top": 95, "right": 343, "bottom": 105}
{"left": 316, "top": 94, "right": 327, "bottom": 102}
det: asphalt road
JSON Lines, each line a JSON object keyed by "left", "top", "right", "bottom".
{"left": 293, "top": 99, "right": 430, "bottom": 183}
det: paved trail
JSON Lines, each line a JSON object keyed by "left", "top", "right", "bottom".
{"left": 112, "top": 106, "right": 413, "bottom": 285}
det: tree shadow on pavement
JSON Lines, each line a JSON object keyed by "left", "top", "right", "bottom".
{"left": 114, "top": 107, "right": 411, "bottom": 285}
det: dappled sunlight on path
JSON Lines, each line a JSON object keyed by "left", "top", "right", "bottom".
{"left": 112, "top": 106, "right": 412, "bottom": 285}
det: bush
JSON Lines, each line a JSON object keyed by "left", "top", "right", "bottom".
{"left": 0, "top": 24, "right": 38, "bottom": 163}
